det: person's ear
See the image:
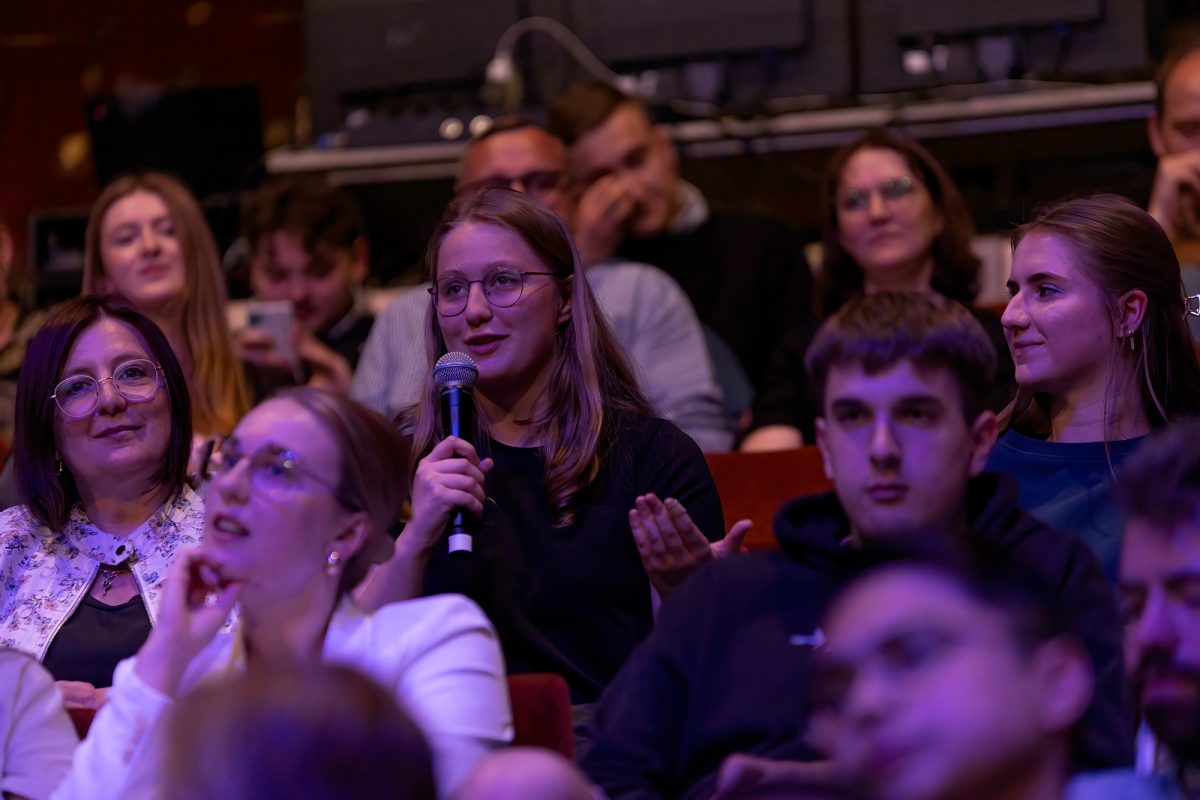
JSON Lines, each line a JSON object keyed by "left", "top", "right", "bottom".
{"left": 1031, "top": 636, "right": 1094, "bottom": 735}
{"left": 1148, "top": 115, "right": 1168, "bottom": 158}
{"left": 329, "top": 511, "right": 371, "bottom": 567}
{"left": 1116, "top": 289, "right": 1150, "bottom": 342}
{"left": 349, "top": 237, "right": 370, "bottom": 285}
{"left": 815, "top": 417, "right": 834, "bottom": 481}
{"left": 967, "top": 410, "right": 998, "bottom": 476}
{"left": 0, "top": 225, "right": 13, "bottom": 276}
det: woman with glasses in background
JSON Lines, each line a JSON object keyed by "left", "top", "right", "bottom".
{"left": 0, "top": 296, "right": 198, "bottom": 708}
{"left": 359, "top": 188, "right": 737, "bottom": 728}
{"left": 741, "top": 129, "right": 1014, "bottom": 451}
{"left": 59, "top": 387, "right": 510, "bottom": 800}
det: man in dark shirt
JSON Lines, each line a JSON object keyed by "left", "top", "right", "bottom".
{"left": 548, "top": 81, "right": 812, "bottom": 398}
{"left": 238, "top": 179, "right": 374, "bottom": 393}
{"left": 581, "top": 292, "right": 1130, "bottom": 800}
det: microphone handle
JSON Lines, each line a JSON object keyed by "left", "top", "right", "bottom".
{"left": 441, "top": 385, "right": 477, "bottom": 556}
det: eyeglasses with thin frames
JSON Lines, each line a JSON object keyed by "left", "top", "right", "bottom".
{"left": 429, "top": 267, "right": 559, "bottom": 317}
{"left": 839, "top": 176, "right": 917, "bottom": 213}
{"left": 51, "top": 359, "right": 163, "bottom": 419}
{"left": 205, "top": 438, "right": 356, "bottom": 508}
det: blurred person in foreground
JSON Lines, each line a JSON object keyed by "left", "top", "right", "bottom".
{"left": 163, "top": 663, "right": 436, "bottom": 800}
{"left": 1119, "top": 419, "right": 1200, "bottom": 798}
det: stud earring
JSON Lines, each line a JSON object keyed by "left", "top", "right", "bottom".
{"left": 325, "top": 550, "right": 341, "bottom": 576}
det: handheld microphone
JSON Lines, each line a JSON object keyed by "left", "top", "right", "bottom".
{"left": 434, "top": 352, "right": 479, "bottom": 556}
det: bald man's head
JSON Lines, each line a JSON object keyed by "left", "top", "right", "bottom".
{"left": 456, "top": 125, "right": 572, "bottom": 220}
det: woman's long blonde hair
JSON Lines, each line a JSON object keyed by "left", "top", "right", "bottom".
{"left": 83, "top": 172, "right": 249, "bottom": 436}
{"left": 406, "top": 187, "right": 653, "bottom": 526}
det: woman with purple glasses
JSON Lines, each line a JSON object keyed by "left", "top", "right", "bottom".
{"left": 0, "top": 296, "right": 199, "bottom": 708}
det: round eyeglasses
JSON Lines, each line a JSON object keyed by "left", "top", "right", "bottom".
{"left": 51, "top": 359, "right": 163, "bottom": 419}
{"left": 429, "top": 268, "right": 558, "bottom": 317}
{"left": 205, "top": 439, "right": 355, "bottom": 507}
{"left": 840, "top": 175, "right": 916, "bottom": 212}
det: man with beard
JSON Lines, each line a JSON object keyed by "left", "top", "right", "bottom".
{"left": 1119, "top": 419, "right": 1200, "bottom": 797}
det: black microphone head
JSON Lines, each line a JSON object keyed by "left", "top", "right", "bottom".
{"left": 434, "top": 351, "right": 479, "bottom": 390}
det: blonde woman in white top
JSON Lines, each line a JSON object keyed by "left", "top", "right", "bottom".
{"left": 57, "top": 388, "right": 512, "bottom": 800}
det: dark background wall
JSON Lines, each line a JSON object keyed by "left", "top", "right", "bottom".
{"left": 0, "top": 0, "right": 303, "bottom": 262}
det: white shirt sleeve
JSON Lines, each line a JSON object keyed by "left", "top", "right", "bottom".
{"left": 1, "top": 652, "right": 78, "bottom": 800}
{"left": 375, "top": 595, "right": 514, "bottom": 799}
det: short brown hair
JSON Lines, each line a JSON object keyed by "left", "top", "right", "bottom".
{"left": 806, "top": 292, "right": 997, "bottom": 422}
{"left": 1118, "top": 417, "right": 1200, "bottom": 530}
{"left": 548, "top": 80, "right": 643, "bottom": 147}
{"left": 164, "top": 663, "right": 436, "bottom": 800}
{"left": 269, "top": 387, "right": 411, "bottom": 592}
{"left": 15, "top": 296, "right": 192, "bottom": 530}
{"left": 242, "top": 178, "right": 364, "bottom": 257}
{"left": 818, "top": 129, "right": 981, "bottom": 317}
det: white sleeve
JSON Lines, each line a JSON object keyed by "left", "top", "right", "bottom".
{"left": 1, "top": 655, "right": 77, "bottom": 800}
{"left": 51, "top": 658, "right": 172, "bottom": 800}
{"left": 381, "top": 596, "right": 513, "bottom": 799}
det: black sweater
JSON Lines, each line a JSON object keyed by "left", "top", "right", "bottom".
{"left": 619, "top": 212, "right": 813, "bottom": 394}
{"left": 581, "top": 473, "right": 1131, "bottom": 800}
{"left": 423, "top": 413, "right": 724, "bottom": 704}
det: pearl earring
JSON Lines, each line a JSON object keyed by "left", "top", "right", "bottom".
{"left": 325, "top": 551, "right": 341, "bottom": 576}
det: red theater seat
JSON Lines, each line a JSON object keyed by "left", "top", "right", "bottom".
{"left": 68, "top": 706, "right": 96, "bottom": 739}
{"left": 705, "top": 447, "right": 833, "bottom": 552}
{"left": 506, "top": 673, "right": 575, "bottom": 759}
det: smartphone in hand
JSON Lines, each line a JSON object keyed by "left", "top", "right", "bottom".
{"left": 245, "top": 300, "right": 298, "bottom": 367}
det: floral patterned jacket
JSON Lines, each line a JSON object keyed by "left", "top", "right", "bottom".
{"left": 0, "top": 485, "right": 205, "bottom": 662}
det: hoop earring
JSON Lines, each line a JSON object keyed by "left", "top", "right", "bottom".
{"left": 325, "top": 550, "right": 341, "bottom": 576}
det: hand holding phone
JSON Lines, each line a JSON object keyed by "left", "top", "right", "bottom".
{"left": 242, "top": 300, "right": 299, "bottom": 369}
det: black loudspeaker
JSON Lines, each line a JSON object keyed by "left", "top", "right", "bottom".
{"left": 857, "top": 0, "right": 1150, "bottom": 94}
{"left": 304, "top": 0, "right": 522, "bottom": 138}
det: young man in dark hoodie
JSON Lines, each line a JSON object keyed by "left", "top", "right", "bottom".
{"left": 581, "top": 292, "right": 1131, "bottom": 800}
